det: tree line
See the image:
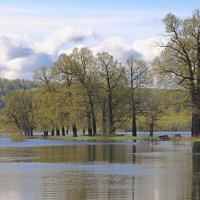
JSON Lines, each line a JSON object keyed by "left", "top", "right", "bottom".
{"left": 1, "top": 10, "right": 200, "bottom": 137}
{"left": 0, "top": 48, "right": 190, "bottom": 137}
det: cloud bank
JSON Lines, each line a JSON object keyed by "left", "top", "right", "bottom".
{"left": 0, "top": 27, "right": 163, "bottom": 79}
{"left": 35, "top": 26, "right": 95, "bottom": 55}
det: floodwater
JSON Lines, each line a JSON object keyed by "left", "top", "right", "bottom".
{"left": 0, "top": 135, "right": 199, "bottom": 200}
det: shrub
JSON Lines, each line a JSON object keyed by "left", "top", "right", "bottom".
{"left": 10, "top": 132, "right": 26, "bottom": 142}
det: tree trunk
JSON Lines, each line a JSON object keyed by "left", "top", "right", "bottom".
{"left": 89, "top": 95, "right": 96, "bottom": 136}
{"left": 132, "top": 116, "right": 137, "bottom": 137}
{"left": 192, "top": 112, "right": 200, "bottom": 137}
{"left": 87, "top": 111, "right": 92, "bottom": 136}
{"left": 150, "top": 122, "right": 154, "bottom": 137}
{"left": 108, "top": 92, "right": 115, "bottom": 134}
{"left": 72, "top": 122, "right": 77, "bottom": 137}
{"left": 92, "top": 115, "right": 97, "bottom": 136}
{"left": 191, "top": 85, "right": 200, "bottom": 137}
{"left": 66, "top": 125, "right": 69, "bottom": 135}
{"left": 56, "top": 128, "right": 60, "bottom": 136}
{"left": 131, "top": 65, "right": 137, "bottom": 136}
{"left": 51, "top": 128, "right": 55, "bottom": 136}
{"left": 191, "top": 31, "right": 200, "bottom": 137}
{"left": 62, "top": 127, "right": 65, "bottom": 136}
{"left": 44, "top": 130, "right": 48, "bottom": 137}
{"left": 102, "top": 99, "right": 107, "bottom": 134}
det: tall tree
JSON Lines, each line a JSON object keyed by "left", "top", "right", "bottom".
{"left": 126, "top": 56, "right": 148, "bottom": 136}
{"left": 52, "top": 53, "right": 89, "bottom": 137}
{"left": 34, "top": 65, "right": 69, "bottom": 136}
{"left": 70, "top": 47, "right": 98, "bottom": 136}
{"left": 153, "top": 10, "right": 200, "bottom": 136}
{"left": 97, "top": 52, "right": 127, "bottom": 134}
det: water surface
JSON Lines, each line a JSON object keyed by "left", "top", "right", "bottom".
{"left": 0, "top": 135, "right": 199, "bottom": 200}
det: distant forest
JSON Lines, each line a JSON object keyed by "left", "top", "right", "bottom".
{"left": 0, "top": 78, "right": 39, "bottom": 108}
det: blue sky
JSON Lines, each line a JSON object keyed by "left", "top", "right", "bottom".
{"left": 0, "top": 0, "right": 199, "bottom": 79}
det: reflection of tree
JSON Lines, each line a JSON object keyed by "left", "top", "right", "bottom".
{"left": 192, "top": 142, "right": 200, "bottom": 199}
{"left": 38, "top": 144, "right": 136, "bottom": 199}
{"left": 87, "top": 145, "right": 96, "bottom": 162}
{"left": 131, "top": 145, "right": 136, "bottom": 199}
{"left": 33, "top": 144, "right": 134, "bottom": 164}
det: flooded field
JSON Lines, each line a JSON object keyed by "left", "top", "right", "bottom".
{"left": 0, "top": 135, "right": 199, "bottom": 200}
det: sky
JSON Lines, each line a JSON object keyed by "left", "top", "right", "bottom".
{"left": 0, "top": 0, "right": 199, "bottom": 79}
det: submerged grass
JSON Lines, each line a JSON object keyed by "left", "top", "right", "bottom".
{"left": 47, "top": 135, "right": 162, "bottom": 143}
{"left": 24, "top": 134, "right": 200, "bottom": 143}
{"left": 46, "top": 134, "right": 200, "bottom": 143}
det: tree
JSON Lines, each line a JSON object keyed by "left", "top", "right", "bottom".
{"left": 3, "top": 91, "right": 35, "bottom": 135}
{"left": 70, "top": 47, "right": 98, "bottom": 136}
{"left": 141, "top": 89, "right": 169, "bottom": 137}
{"left": 153, "top": 9, "right": 200, "bottom": 136}
{"left": 52, "top": 54, "right": 78, "bottom": 137}
{"left": 53, "top": 48, "right": 99, "bottom": 136}
{"left": 126, "top": 56, "right": 148, "bottom": 136}
{"left": 97, "top": 52, "right": 127, "bottom": 134}
{"left": 34, "top": 66, "right": 62, "bottom": 136}
{"left": 33, "top": 65, "right": 56, "bottom": 92}
{"left": 33, "top": 85, "right": 71, "bottom": 137}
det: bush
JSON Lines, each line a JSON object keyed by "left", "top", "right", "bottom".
{"left": 10, "top": 132, "right": 26, "bottom": 142}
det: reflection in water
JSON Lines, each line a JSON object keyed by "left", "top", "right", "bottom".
{"left": 192, "top": 143, "right": 200, "bottom": 200}
{"left": 0, "top": 141, "right": 198, "bottom": 199}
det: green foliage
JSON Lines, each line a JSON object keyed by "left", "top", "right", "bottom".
{"left": 0, "top": 78, "right": 39, "bottom": 110}
{"left": 2, "top": 91, "right": 35, "bottom": 135}
{"left": 0, "top": 46, "right": 194, "bottom": 136}
{"left": 152, "top": 9, "right": 200, "bottom": 136}
{"left": 10, "top": 132, "right": 26, "bottom": 142}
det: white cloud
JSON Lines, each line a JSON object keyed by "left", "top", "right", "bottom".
{"left": 91, "top": 36, "right": 163, "bottom": 62}
{"left": 0, "top": 27, "right": 164, "bottom": 80}
{"left": 58, "top": 44, "right": 86, "bottom": 55}
{"left": 1, "top": 53, "right": 53, "bottom": 79}
{"left": 132, "top": 37, "right": 163, "bottom": 61}
{"left": 0, "top": 27, "right": 96, "bottom": 79}
{"left": 35, "top": 26, "right": 95, "bottom": 55}
{"left": 0, "top": 33, "right": 32, "bottom": 62}
{"left": 0, "top": 32, "right": 53, "bottom": 79}
{"left": 92, "top": 36, "right": 141, "bottom": 61}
